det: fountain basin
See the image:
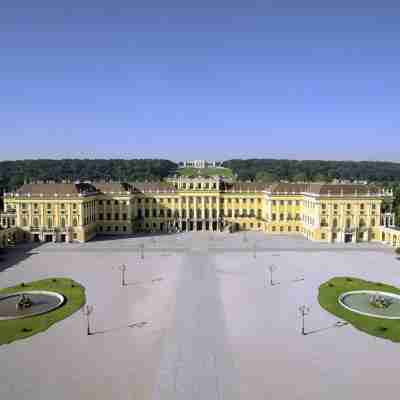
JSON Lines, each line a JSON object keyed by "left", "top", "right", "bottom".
{"left": 0, "top": 291, "right": 65, "bottom": 320}
{"left": 338, "top": 290, "right": 400, "bottom": 320}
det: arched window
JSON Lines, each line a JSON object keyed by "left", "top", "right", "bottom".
{"left": 346, "top": 218, "right": 351, "bottom": 229}
{"left": 73, "top": 218, "right": 78, "bottom": 227}
{"left": 321, "top": 218, "right": 328, "bottom": 227}
{"left": 359, "top": 218, "right": 366, "bottom": 228}
{"left": 333, "top": 218, "right": 338, "bottom": 228}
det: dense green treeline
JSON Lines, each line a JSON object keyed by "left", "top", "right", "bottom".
{"left": 0, "top": 159, "right": 178, "bottom": 192}
{"left": 222, "top": 159, "right": 400, "bottom": 183}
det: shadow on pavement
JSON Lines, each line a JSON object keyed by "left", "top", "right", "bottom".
{"left": 305, "top": 321, "right": 349, "bottom": 336}
{"left": 0, "top": 242, "right": 43, "bottom": 273}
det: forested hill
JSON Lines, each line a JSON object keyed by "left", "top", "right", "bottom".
{"left": 223, "top": 159, "right": 400, "bottom": 183}
{"left": 0, "top": 159, "right": 178, "bottom": 192}
{"left": 1, "top": 158, "right": 400, "bottom": 193}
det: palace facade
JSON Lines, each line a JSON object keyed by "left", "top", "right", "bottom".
{"left": 1, "top": 176, "right": 399, "bottom": 248}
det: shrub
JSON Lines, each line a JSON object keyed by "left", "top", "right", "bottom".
{"left": 378, "top": 326, "right": 388, "bottom": 332}
{"left": 21, "top": 327, "right": 32, "bottom": 333}
{"left": 52, "top": 279, "right": 57, "bottom": 283}
{"left": 346, "top": 278, "right": 353, "bottom": 282}
{"left": 328, "top": 283, "right": 335, "bottom": 288}
{"left": 20, "top": 283, "right": 25, "bottom": 287}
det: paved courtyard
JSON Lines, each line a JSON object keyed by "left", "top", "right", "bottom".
{"left": 0, "top": 232, "right": 399, "bottom": 399}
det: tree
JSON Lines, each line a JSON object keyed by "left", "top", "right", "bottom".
{"left": 255, "top": 171, "right": 276, "bottom": 183}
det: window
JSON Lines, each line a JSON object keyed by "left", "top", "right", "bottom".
{"left": 99, "top": 226, "right": 103, "bottom": 232}
{"left": 371, "top": 218, "right": 376, "bottom": 227}
{"left": 288, "top": 200, "right": 292, "bottom": 206}
{"left": 321, "top": 233, "right": 326, "bottom": 240}
{"left": 123, "top": 226, "right": 127, "bottom": 232}
{"left": 272, "top": 213, "right": 276, "bottom": 221}
{"left": 73, "top": 218, "right": 78, "bottom": 227}
{"left": 280, "top": 200, "right": 284, "bottom": 205}
{"left": 322, "top": 204, "right": 326, "bottom": 210}
{"left": 73, "top": 203, "right": 77, "bottom": 209}
{"left": 272, "top": 200, "right": 276, "bottom": 206}
{"left": 280, "top": 226, "right": 284, "bottom": 232}
{"left": 296, "top": 226, "right": 299, "bottom": 232}
{"left": 272, "top": 226, "right": 276, "bottom": 232}
{"left": 99, "top": 213, "right": 104, "bottom": 220}
{"left": 115, "top": 213, "right": 119, "bottom": 220}
{"left": 288, "top": 226, "right": 292, "bottom": 232}
{"left": 279, "top": 213, "right": 284, "bottom": 221}
{"left": 334, "top": 204, "right": 338, "bottom": 210}
{"left": 107, "top": 213, "right": 111, "bottom": 220}
{"left": 372, "top": 204, "right": 376, "bottom": 210}
{"left": 115, "top": 226, "right": 119, "bottom": 231}
{"left": 360, "top": 203, "right": 364, "bottom": 210}
{"left": 73, "top": 233, "right": 78, "bottom": 239}
{"left": 295, "top": 200, "right": 300, "bottom": 206}
{"left": 347, "top": 203, "right": 351, "bottom": 210}
{"left": 99, "top": 200, "right": 103, "bottom": 205}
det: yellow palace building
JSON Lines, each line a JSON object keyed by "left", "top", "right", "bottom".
{"left": 1, "top": 176, "right": 399, "bottom": 248}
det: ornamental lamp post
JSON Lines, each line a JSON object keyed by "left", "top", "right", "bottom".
{"left": 267, "top": 264, "right": 277, "bottom": 287}
{"left": 139, "top": 243, "right": 144, "bottom": 259}
{"left": 299, "top": 305, "right": 310, "bottom": 335}
{"left": 82, "top": 305, "right": 94, "bottom": 336}
{"left": 118, "top": 264, "right": 127, "bottom": 287}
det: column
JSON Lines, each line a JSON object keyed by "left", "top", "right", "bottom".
{"left": 202, "top": 196, "right": 206, "bottom": 231}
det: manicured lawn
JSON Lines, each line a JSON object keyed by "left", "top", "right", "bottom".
{"left": 318, "top": 277, "right": 400, "bottom": 342}
{"left": 0, "top": 278, "right": 85, "bottom": 345}
{"left": 177, "top": 167, "right": 234, "bottom": 178}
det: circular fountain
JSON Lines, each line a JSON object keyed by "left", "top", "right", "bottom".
{"left": 0, "top": 291, "right": 65, "bottom": 320}
{"left": 338, "top": 290, "right": 400, "bottom": 320}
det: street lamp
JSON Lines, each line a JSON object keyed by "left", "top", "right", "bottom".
{"left": 267, "top": 264, "right": 277, "bottom": 287}
{"left": 118, "top": 264, "right": 127, "bottom": 287}
{"left": 299, "top": 305, "right": 310, "bottom": 335}
{"left": 139, "top": 243, "right": 144, "bottom": 259}
{"left": 82, "top": 305, "right": 94, "bottom": 336}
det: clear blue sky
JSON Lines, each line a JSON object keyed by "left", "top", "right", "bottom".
{"left": 1, "top": 1, "right": 400, "bottom": 162}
